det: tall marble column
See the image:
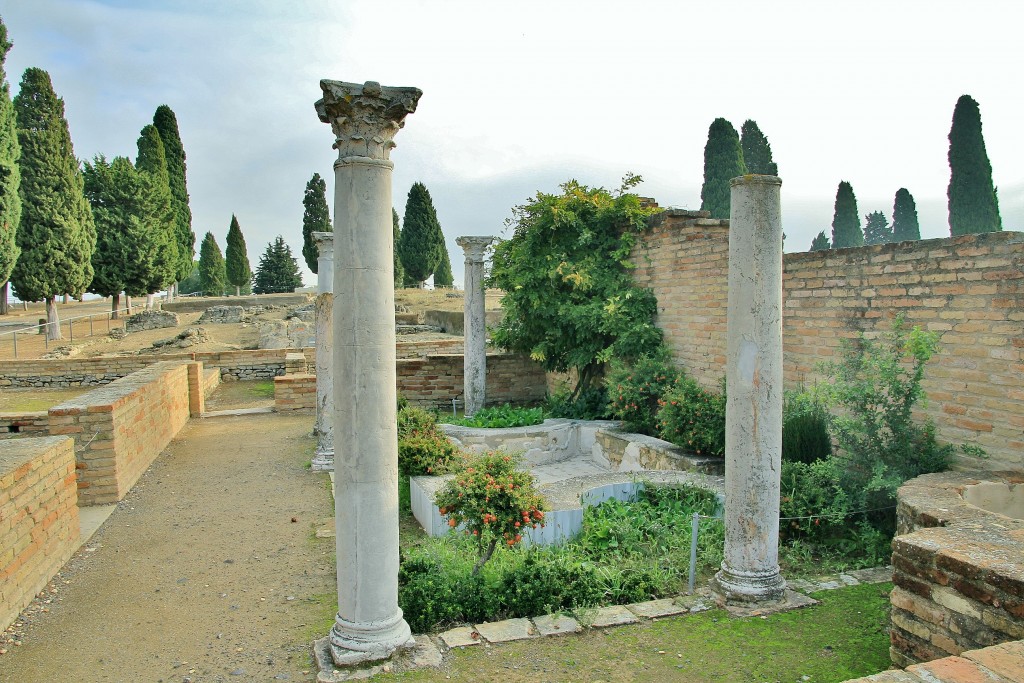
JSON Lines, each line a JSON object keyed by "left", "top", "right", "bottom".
{"left": 315, "top": 79, "right": 421, "bottom": 666}
{"left": 311, "top": 231, "right": 334, "bottom": 472}
{"left": 711, "top": 174, "right": 787, "bottom": 605}
{"left": 455, "top": 236, "right": 494, "bottom": 417}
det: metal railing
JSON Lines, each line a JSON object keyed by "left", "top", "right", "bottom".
{"left": 0, "top": 304, "right": 152, "bottom": 359}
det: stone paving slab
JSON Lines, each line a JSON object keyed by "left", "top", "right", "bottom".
{"left": 721, "top": 590, "right": 818, "bottom": 618}
{"left": 840, "top": 671, "right": 924, "bottom": 682}
{"left": 626, "top": 598, "right": 689, "bottom": 619}
{"left": 848, "top": 566, "right": 893, "bottom": 584}
{"left": 474, "top": 618, "right": 536, "bottom": 643}
{"left": 965, "top": 641, "right": 1024, "bottom": 682}
{"left": 532, "top": 614, "right": 581, "bottom": 636}
{"left": 675, "top": 594, "right": 714, "bottom": 613}
{"left": 438, "top": 626, "right": 481, "bottom": 649}
{"left": 908, "top": 655, "right": 1015, "bottom": 683}
{"left": 586, "top": 605, "right": 639, "bottom": 628}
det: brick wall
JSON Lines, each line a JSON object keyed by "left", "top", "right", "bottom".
{"left": 0, "top": 412, "right": 48, "bottom": 440}
{"left": 396, "top": 338, "right": 464, "bottom": 358}
{"left": 48, "top": 361, "right": 192, "bottom": 505}
{"left": 0, "top": 436, "right": 79, "bottom": 632}
{"left": 274, "top": 373, "right": 316, "bottom": 411}
{"left": 397, "top": 353, "right": 547, "bottom": 410}
{"left": 631, "top": 214, "right": 1024, "bottom": 470}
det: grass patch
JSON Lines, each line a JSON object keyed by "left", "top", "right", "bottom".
{"left": 250, "top": 380, "right": 275, "bottom": 398}
{"left": 0, "top": 387, "right": 89, "bottom": 412}
{"left": 440, "top": 404, "right": 546, "bottom": 429}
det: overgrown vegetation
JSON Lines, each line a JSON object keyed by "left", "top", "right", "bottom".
{"left": 443, "top": 404, "right": 545, "bottom": 429}
{"left": 397, "top": 406, "right": 460, "bottom": 476}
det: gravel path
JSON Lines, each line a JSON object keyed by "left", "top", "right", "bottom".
{"left": 0, "top": 412, "right": 335, "bottom": 683}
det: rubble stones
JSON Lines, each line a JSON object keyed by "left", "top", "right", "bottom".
{"left": 125, "top": 310, "right": 179, "bottom": 332}
{"left": 152, "top": 327, "right": 209, "bottom": 349}
{"left": 198, "top": 306, "right": 245, "bottom": 324}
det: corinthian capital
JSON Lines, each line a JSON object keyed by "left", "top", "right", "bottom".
{"left": 315, "top": 80, "right": 422, "bottom": 160}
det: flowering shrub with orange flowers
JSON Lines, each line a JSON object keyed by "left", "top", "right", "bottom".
{"left": 434, "top": 451, "right": 545, "bottom": 573}
{"left": 607, "top": 351, "right": 680, "bottom": 435}
{"left": 397, "top": 406, "right": 461, "bottom": 476}
{"left": 655, "top": 376, "right": 726, "bottom": 457}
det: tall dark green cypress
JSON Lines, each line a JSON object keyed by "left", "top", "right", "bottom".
{"left": 11, "top": 67, "right": 95, "bottom": 339}
{"left": 197, "top": 231, "right": 226, "bottom": 296}
{"left": 891, "top": 188, "right": 921, "bottom": 242}
{"left": 152, "top": 105, "right": 194, "bottom": 285}
{"left": 863, "top": 211, "right": 893, "bottom": 246}
{"left": 399, "top": 182, "right": 444, "bottom": 285}
{"left": 947, "top": 95, "right": 1001, "bottom": 235}
{"left": 253, "top": 235, "right": 303, "bottom": 294}
{"left": 740, "top": 119, "right": 778, "bottom": 175}
{"left": 700, "top": 118, "right": 746, "bottom": 219}
{"left": 224, "top": 214, "right": 252, "bottom": 296}
{"left": 434, "top": 243, "right": 453, "bottom": 287}
{"left": 392, "top": 208, "right": 404, "bottom": 288}
{"left": 84, "top": 155, "right": 165, "bottom": 316}
{"left": 136, "top": 124, "right": 178, "bottom": 293}
{"left": 830, "top": 181, "right": 863, "bottom": 249}
{"left": 301, "top": 173, "right": 331, "bottom": 273}
{"left": 0, "top": 18, "right": 20, "bottom": 315}
{"left": 809, "top": 231, "right": 830, "bottom": 251}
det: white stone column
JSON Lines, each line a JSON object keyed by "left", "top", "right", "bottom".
{"left": 456, "top": 236, "right": 494, "bottom": 417}
{"left": 311, "top": 231, "right": 334, "bottom": 471}
{"left": 711, "top": 174, "right": 787, "bottom": 605}
{"left": 315, "top": 79, "right": 421, "bottom": 666}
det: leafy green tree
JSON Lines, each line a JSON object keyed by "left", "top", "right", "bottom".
{"left": 947, "top": 95, "right": 1001, "bottom": 235}
{"left": 84, "top": 155, "right": 169, "bottom": 316}
{"left": 224, "top": 214, "right": 252, "bottom": 296}
{"left": 700, "top": 118, "right": 746, "bottom": 219}
{"left": 253, "top": 235, "right": 303, "bottom": 294}
{"left": 830, "top": 181, "right": 863, "bottom": 249}
{"left": 177, "top": 259, "right": 201, "bottom": 295}
{"left": 863, "top": 210, "right": 892, "bottom": 246}
{"left": 197, "top": 231, "right": 226, "bottom": 296}
{"left": 488, "top": 175, "right": 663, "bottom": 396}
{"left": 891, "top": 188, "right": 921, "bottom": 242}
{"left": 810, "top": 231, "right": 830, "bottom": 251}
{"left": 152, "top": 105, "right": 194, "bottom": 289}
{"left": 434, "top": 242, "right": 453, "bottom": 287}
{"left": 392, "top": 208, "right": 404, "bottom": 288}
{"left": 135, "top": 123, "right": 178, "bottom": 293}
{"left": 399, "top": 182, "right": 444, "bottom": 286}
{"left": 301, "top": 172, "right": 331, "bottom": 273}
{"left": 0, "top": 19, "right": 20, "bottom": 315}
{"left": 11, "top": 67, "right": 95, "bottom": 339}
{"left": 740, "top": 119, "right": 778, "bottom": 175}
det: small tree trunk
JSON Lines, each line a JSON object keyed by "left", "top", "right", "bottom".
{"left": 111, "top": 293, "right": 121, "bottom": 320}
{"left": 146, "top": 293, "right": 155, "bottom": 310}
{"left": 0, "top": 281, "right": 8, "bottom": 315}
{"left": 45, "top": 296, "right": 63, "bottom": 341}
{"left": 471, "top": 538, "right": 497, "bottom": 576}
{"left": 125, "top": 295, "right": 132, "bottom": 316}
{"left": 235, "top": 285, "right": 240, "bottom": 297}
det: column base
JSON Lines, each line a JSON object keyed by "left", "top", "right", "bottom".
{"left": 329, "top": 610, "right": 415, "bottom": 667}
{"left": 711, "top": 562, "right": 787, "bottom": 605}
{"left": 311, "top": 448, "right": 334, "bottom": 472}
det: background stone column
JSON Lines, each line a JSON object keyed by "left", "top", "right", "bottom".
{"left": 711, "top": 174, "right": 787, "bottom": 605}
{"left": 456, "top": 236, "right": 494, "bottom": 417}
{"left": 311, "top": 231, "right": 334, "bottom": 471}
{"left": 315, "top": 79, "right": 421, "bottom": 666}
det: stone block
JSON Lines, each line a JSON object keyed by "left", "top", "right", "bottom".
{"left": 626, "top": 598, "right": 688, "bottom": 619}
{"left": 964, "top": 641, "right": 1024, "bottom": 682}
{"left": 474, "top": 617, "right": 536, "bottom": 643}
{"left": 585, "top": 605, "right": 638, "bottom": 628}
{"left": 908, "top": 655, "right": 1011, "bottom": 683}
{"left": 438, "top": 626, "right": 481, "bottom": 649}
{"left": 124, "top": 310, "right": 179, "bottom": 332}
{"left": 532, "top": 613, "right": 581, "bottom": 636}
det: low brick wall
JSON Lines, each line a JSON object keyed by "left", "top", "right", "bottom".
{"left": 49, "top": 361, "right": 192, "bottom": 505}
{"left": 274, "top": 373, "right": 316, "bottom": 411}
{"left": 890, "top": 471, "right": 1024, "bottom": 667}
{"left": 0, "top": 436, "right": 79, "bottom": 632}
{"left": 842, "top": 640, "right": 1024, "bottom": 682}
{"left": 0, "top": 411, "right": 48, "bottom": 440}
{"left": 396, "top": 337, "right": 464, "bottom": 358}
{"left": 397, "top": 353, "right": 547, "bottom": 409}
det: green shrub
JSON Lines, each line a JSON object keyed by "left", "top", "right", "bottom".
{"left": 782, "top": 389, "right": 833, "bottom": 464}
{"left": 499, "top": 550, "right": 605, "bottom": 616}
{"left": 656, "top": 377, "right": 726, "bottom": 456}
{"left": 779, "top": 459, "right": 850, "bottom": 541}
{"left": 397, "top": 406, "right": 460, "bottom": 476}
{"left": 546, "top": 385, "right": 610, "bottom": 420}
{"left": 607, "top": 351, "right": 680, "bottom": 435}
{"left": 445, "top": 404, "right": 546, "bottom": 428}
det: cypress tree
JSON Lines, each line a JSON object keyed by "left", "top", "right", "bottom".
{"left": 153, "top": 105, "right": 194, "bottom": 287}
{"left": 434, "top": 243, "right": 453, "bottom": 287}
{"left": 399, "top": 182, "right": 444, "bottom": 286}
{"left": 136, "top": 123, "right": 178, "bottom": 293}
{"left": 392, "top": 208, "right": 404, "bottom": 288}
{"left": 0, "top": 18, "right": 20, "bottom": 316}
{"left": 84, "top": 155, "right": 165, "bottom": 317}
{"left": 253, "top": 235, "right": 303, "bottom": 294}
{"left": 301, "top": 172, "right": 331, "bottom": 273}
{"left": 700, "top": 118, "right": 746, "bottom": 219}
{"left": 830, "top": 181, "right": 863, "bottom": 249}
{"left": 740, "top": 119, "right": 778, "bottom": 176}
{"left": 809, "top": 231, "right": 830, "bottom": 251}
{"left": 197, "top": 231, "right": 226, "bottom": 296}
{"left": 891, "top": 188, "right": 921, "bottom": 242}
{"left": 947, "top": 95, "right": 1001, "bottom": 235}
{"left": 863, "top": 210, "right": 893, "bottom": 246}
{"left": 225, "top": 214, "right": 252, "bottom": 296}
{"left": 11, "top": 67, "right": 95, "bottom": 339}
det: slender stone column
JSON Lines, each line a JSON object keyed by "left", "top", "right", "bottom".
{"left": 311, "top": 231, "right": 334, "bottom": 471}
{"left": 455, "top": 236, "right": 494, "bottom": 417}
{"left": 315, "top": 79, "right": 421, "bottom": 666}
{"left": 711, "top": 174, "right": 787, "bottom": 605}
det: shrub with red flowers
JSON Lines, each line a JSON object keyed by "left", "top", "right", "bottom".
{"left": 606, "top": 351, "right": 680, "bottom": 435}
{"left": 397, "top": 406, "right": 461, "bottom": 476}
{"left": 656, "top": 376, "right": 726, "bottom": 457}
{"left": 434, "top": 451, "right": 545, "bottom": 574}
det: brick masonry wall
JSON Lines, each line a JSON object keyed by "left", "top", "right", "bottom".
{"left": 0, "top": 412, "right": 49, "bottom": 440}
{"left": 0, "top": 436, "right": 79, "bottom": 632}
{"left": 631, "top": 215, "right": 1024, "bottom": 470}
{"left": 48, "top": 361, "right": 192, "bottom": 506}
{"left": 274, "top": 374, "right": 316, "bottom": 411}
{"left": 396, "top": 338, "right": 464, "bottom": 359}
{"left": 397, "top": 353, "right": 547, "bottom": 410}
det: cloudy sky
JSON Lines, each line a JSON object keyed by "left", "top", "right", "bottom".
{"left": 5, "top": 0, "right": 1023, "bottom": 288}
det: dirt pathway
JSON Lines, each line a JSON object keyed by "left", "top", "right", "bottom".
{"left": 1, "top": 412, "right": 336, "bottom": 683}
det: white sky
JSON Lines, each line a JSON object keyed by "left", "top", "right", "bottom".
{"left": 5, "top": 0, "right": 1023, "bottom": 288}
